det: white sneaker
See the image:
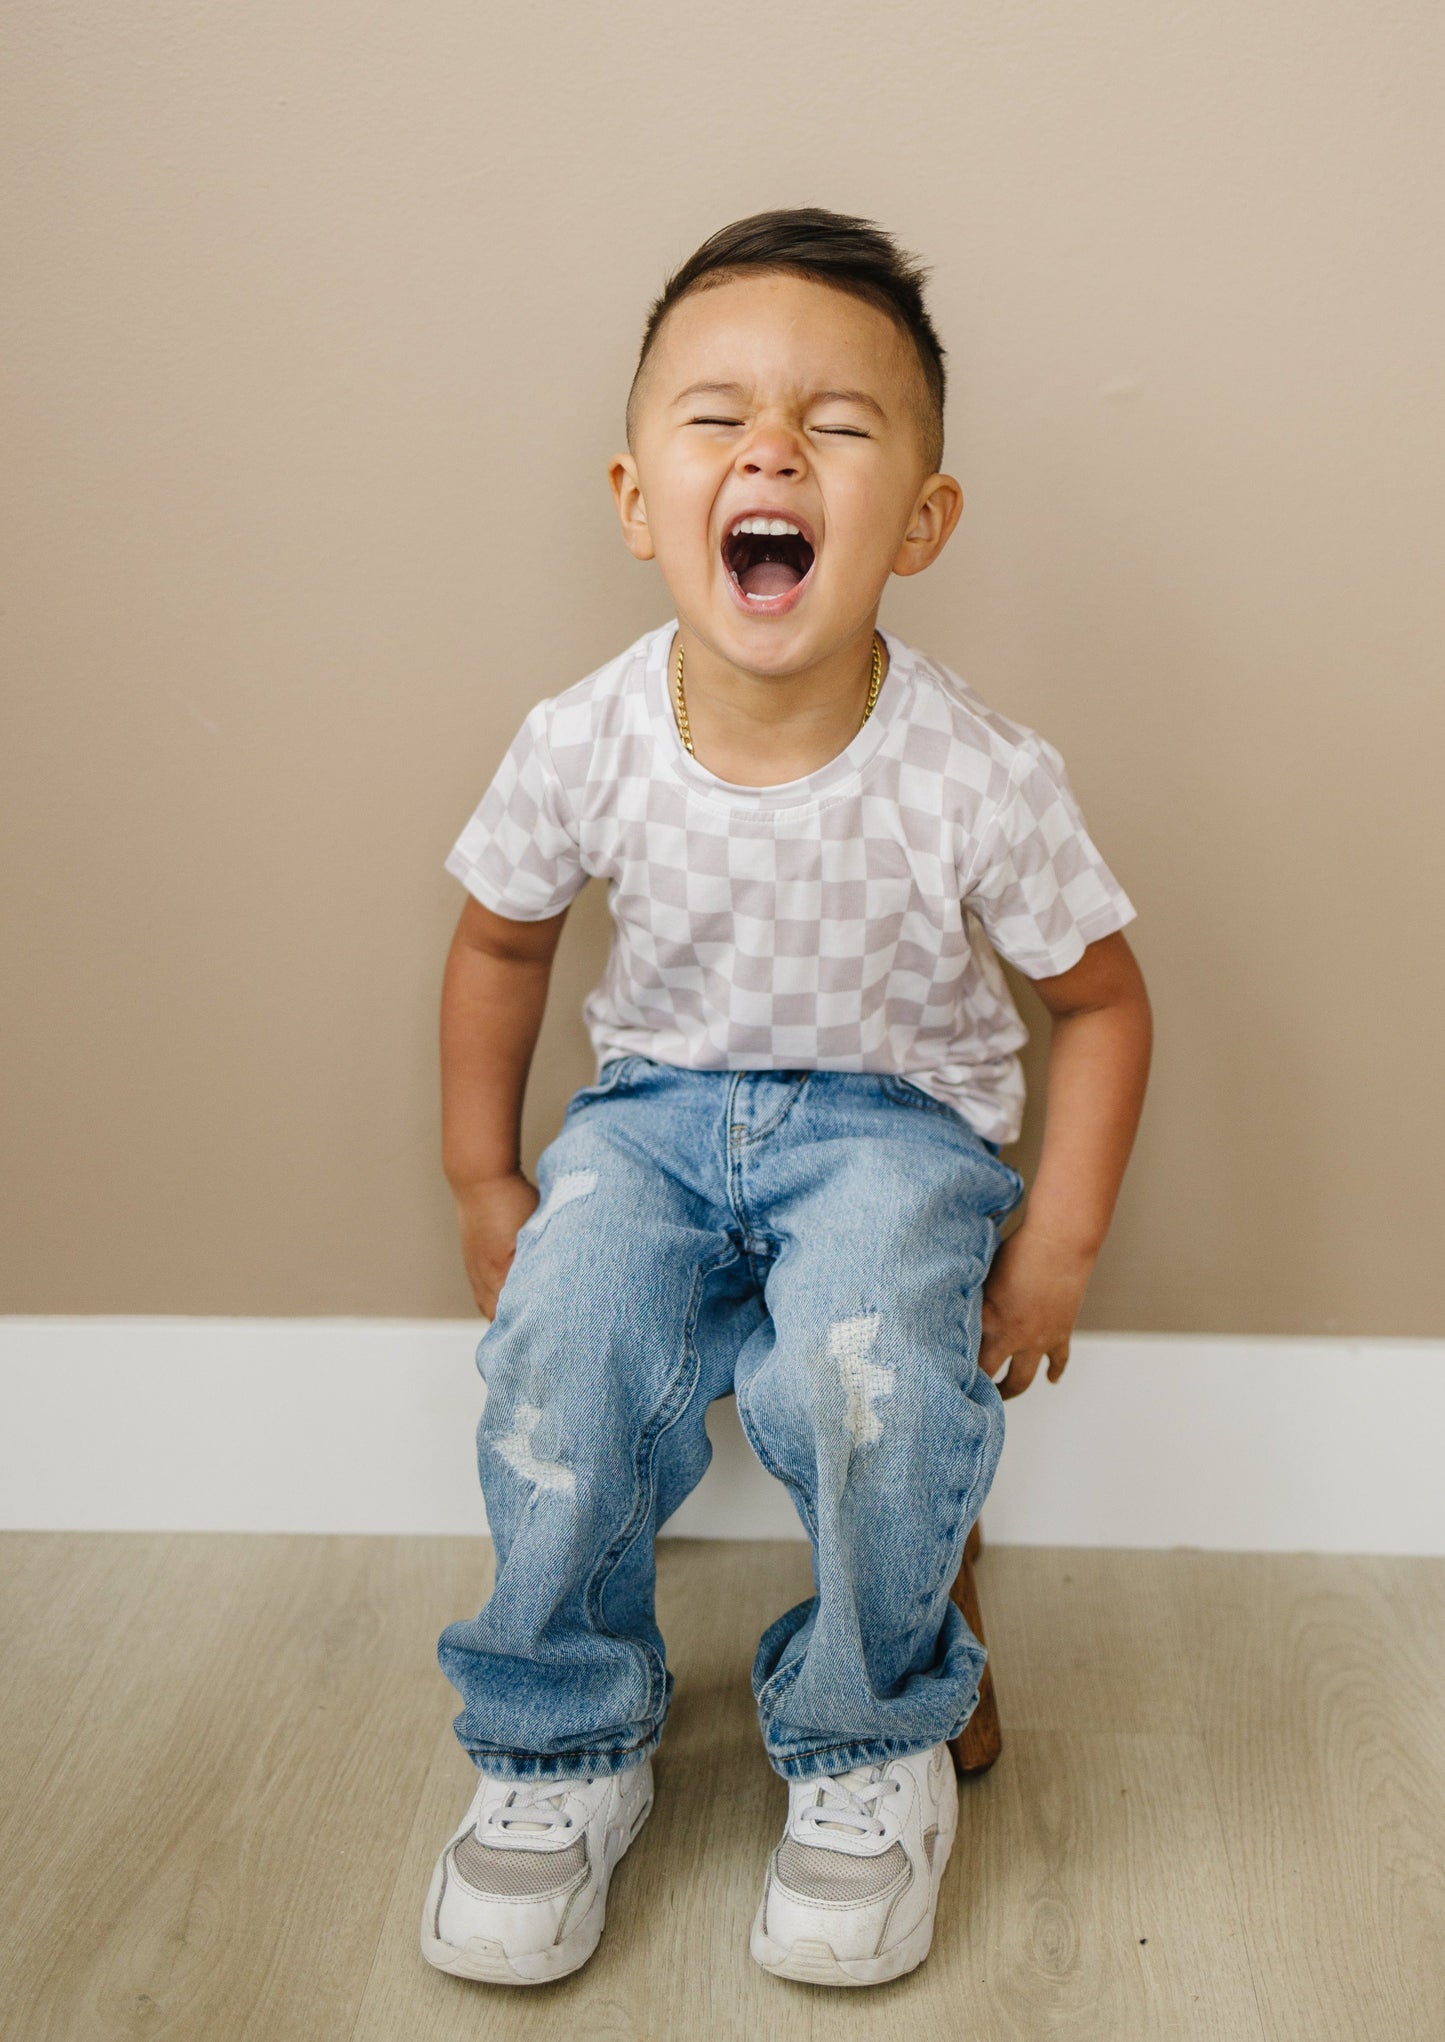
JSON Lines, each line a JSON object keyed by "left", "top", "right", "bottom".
{"left": 420, "top": 1759, "right": 654, "bottom": 1986}
{"left": 750, "top": 1742, "right": 958, "bottom": 1987}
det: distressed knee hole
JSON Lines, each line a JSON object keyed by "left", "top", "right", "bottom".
{"left": 530, "top": 1168, "right": 598, "bottom": 1238}
{"left": 493, "top": 1401, "right": 575, "bottom": 1497}
{"left": 829, "top": 1312, "right": 895, "bottom": 1446}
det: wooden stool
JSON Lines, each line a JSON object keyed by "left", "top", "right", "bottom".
{"left": 948, "top": 1518, "right": 1003, "bottom": 1776}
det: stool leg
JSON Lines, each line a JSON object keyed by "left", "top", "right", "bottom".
{"left": 949, "top": 1518, "right": 1002, "bottom": 1776}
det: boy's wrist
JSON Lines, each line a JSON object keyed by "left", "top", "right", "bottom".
{"left": 448, "top": 1164, "right": 528, "bottom": 1203}
{"left": 1007, "top": 1214, "right": 1104, "bottom": 1268}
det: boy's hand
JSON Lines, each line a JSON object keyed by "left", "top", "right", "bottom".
{"left": 455, "top": 1173, "right": 540, "bottom": 1319}
{"left": 978, "top": 1224, "right": 1094, "bottom": 1399}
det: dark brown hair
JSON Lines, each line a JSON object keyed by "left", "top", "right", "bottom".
{"left": 626, "top": 207, "right": 947, "bottom": 471}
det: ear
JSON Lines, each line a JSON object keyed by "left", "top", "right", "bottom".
{"left": 608, "top": 452, "right": 655, "bottom": 562}
{"left": 891, "top": 472, "right": 964, "bottom": 578}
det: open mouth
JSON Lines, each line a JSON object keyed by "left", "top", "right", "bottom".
{"left": 722, "top": 515, "right": 817, "bottom": 603}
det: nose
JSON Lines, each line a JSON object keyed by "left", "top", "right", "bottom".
{"left": 735, "top": 415, "right": 807, "bottom": 481}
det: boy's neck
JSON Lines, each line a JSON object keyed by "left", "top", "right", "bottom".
{"left": 670, "top": 619, "right": 889, "bottom": 789}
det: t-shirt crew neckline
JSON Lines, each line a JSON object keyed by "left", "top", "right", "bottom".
{"left": 646, "top": 621, "right": 912, "bottom": 812}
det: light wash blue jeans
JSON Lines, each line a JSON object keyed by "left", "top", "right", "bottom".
{"left": 438, "top": 1057, "right": 1024, "bottom": 1783}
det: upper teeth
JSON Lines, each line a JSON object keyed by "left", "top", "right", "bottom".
{"left": 731, "top": 517, "right": 802, "bottom": 538}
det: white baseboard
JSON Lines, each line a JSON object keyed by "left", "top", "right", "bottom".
{"left": 2, "top": 1318, "right": 1442, "bottom": 1553}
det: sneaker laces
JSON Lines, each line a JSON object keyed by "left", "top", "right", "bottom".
{"left": 794, "top": 1766, "right": 903, "bottom": 1845}
{"left": 479, "top": 1778, "right": 589, "bottom": 1845}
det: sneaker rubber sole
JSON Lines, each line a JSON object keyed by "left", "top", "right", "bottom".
{"left": 420, "top": 1785, "right": 654, "bottom": 1987}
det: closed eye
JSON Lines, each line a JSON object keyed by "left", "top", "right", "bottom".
{"left": 815, "top": 426, "right": 870, "bottom": 437}
{"left": 689, "top": 415, "right": 743, "bottom": 426}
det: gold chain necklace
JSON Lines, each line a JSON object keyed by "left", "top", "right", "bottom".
{"left": 672, "top": 632, "right": 884, "bottom": 759}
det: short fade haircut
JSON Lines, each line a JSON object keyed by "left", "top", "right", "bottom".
{"left": 626, "top": 207, "right": 948, "bottom": 474}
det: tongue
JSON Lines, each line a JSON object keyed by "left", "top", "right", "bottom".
{"left": 739, "top": 557, "right": 802, "bottom": 599}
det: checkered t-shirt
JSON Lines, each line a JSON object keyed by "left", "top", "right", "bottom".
{"left": 445, "top": 621, "right": 1137, "bottom": 1145}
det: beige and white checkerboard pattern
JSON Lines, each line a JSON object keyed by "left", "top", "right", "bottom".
{"left": 445, "top": 622, "right": 1135, "bottom": 1144}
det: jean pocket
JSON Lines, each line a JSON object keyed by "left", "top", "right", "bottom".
{"left": 880, "top": 1076, "right": 1023, "bottom": 1191}
{"left": 879, "top": 1072, "right": 969, "bottom": 1125}
{"left": 992, "top": 1157, "right": 1027, "bottom": 1218}
{"left": 563, "top": 1056, "right": 640, "bottom": 1115}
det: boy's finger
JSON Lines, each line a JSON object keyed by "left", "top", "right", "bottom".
{"left": 1046, "top": 1342, "right": 1071, "bottom": 1381}
{"left": 977, "top": 1333, "right": 1010, "bottom": 1379}
{"left": 998, "top": 1349, "right": 1044, "bottom": 1399}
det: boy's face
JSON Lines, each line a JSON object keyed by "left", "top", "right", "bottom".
{"left": 610, "top": 272, "right": 961, "bottom": 679}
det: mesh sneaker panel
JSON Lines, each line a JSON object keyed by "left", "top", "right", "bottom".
{"left": 451, "top": 1830, "right": 587, "bottom": 1898}
{"left": 775, "top": 1838, "right": 909, "bottom": 1904}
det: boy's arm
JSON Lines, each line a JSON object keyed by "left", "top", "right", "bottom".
{"left": 979, "top": 929, "right": 1152, "bottom": 1398}
{"left": 441, "top": 893, "right": 570, "bottom": 1317}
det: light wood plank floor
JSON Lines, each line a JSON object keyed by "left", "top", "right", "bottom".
{"left": 1, "top": 1534, "right": 1442, "bottom": 2041}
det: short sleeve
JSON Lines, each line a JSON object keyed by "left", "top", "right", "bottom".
{"left": 964, "top": 734, "right": 1137, "bottom": 978}
{"left": 443, "top": 700, "right": 586, "bottom": 920}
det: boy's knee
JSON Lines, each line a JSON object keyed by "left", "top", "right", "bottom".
{"left": 525, "top": 1164, "right": 601, "bottom": 1240}
{"left": 485, "top": 1394, "right": 578, "bottom": 1499}
{"left": 755, "top": 1303, "right": 990, "bottom": 1458}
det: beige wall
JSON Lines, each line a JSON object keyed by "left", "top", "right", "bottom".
{"left": 3, "top": 2, "right": 1442, "bottom": 1332}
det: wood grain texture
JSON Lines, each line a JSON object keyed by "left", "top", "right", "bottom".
{"left": 0, "top": 1531, "right": 158, "bottom": 1832}
{"left": 0, "top": 1533, "right": 471, "bottom": 2042}
{"left": 1, "top": 1534, "right": 1442, "bottom": 2040}
{"left": 1181, "top": 1551, "right": 1445, "bottom": 2042}
{"left": 971, "top": 1542, "right": 1203, "bottom": 1736}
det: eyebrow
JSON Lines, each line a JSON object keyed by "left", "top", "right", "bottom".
{"left": 670, "top": 380, "right": 889, "bottom": 420}
{"left": 671, "top": 382, "right": 747, "bottom": 405}
{"left": 811, "top": 388, "right": 888, "bottom": 420}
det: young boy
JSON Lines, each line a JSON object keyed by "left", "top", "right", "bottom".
{"left": 421, "top": 208, "right": 1151, "bottom": 1990}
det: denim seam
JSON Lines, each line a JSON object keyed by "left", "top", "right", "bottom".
{"left": 877, "top": 1081, "right": 1023, "bottom": 1199}
{"left": 723, "top": 1072, "right": 752, "bottom": 1233}
{"left": 767, "top": 1730, "right": 954, "bottom": 1779}
{"left": 925, "top": 1358, "right": 1005, "bottom": 1711}
{"left": 954, "top": 1375, "right": 1005, "bottom": 1547}
{"left": 732, "top": 1281, "right": 820, "bottom": 1716}
{"left": 879, "top": 1073, "right": 958, "bottom": 1117}
{"left": 754, "top": 1648, "right": 808, "bottom": 1718}
{"left": 879, "top": 1077, "right": 1001, "bottom": 1157}
{"left": 732, "top": 1371, "right": 820, "bottom": 1553}
{"left": 739, "top": 1072, "right": 813, "bottom": 1144}
{"left": 563, "top": 1056, "right": 637, "bottom": 1116}
{"left": 581, "top": 1240, "right": 744, "bottom": 1727}
{"left": 467, "top": 1726, "right": 660, "bottom": 1780}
